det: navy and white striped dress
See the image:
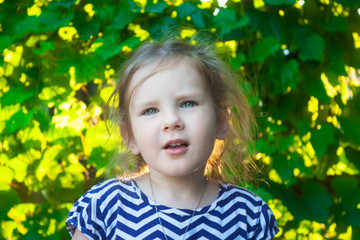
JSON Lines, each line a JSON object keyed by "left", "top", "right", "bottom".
{"left": 66, "top": 178, "right": 279, "bottom": 240}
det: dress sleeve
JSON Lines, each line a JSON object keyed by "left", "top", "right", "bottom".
{"left": 253, "top": 202, "right": 279, "bottom": 240}
{"left": 66, "top": 190, "right": 107, "bottom": 240}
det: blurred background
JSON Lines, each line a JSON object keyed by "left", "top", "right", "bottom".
{"left": 1, "top": 0, "right": 360, "bottom": 239}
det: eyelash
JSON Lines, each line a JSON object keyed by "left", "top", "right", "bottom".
{"left": 142, "top": 108, "right": 158, "bottom": 115}
{"left": 141, "top": 101, "right": 197, "bottom": 115}
{"left": 180, "top": 101, "right": 197, "bottom": 108}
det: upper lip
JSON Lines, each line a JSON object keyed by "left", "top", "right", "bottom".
{"left": 163, "top": 139, "right": 189, "bottom": 149}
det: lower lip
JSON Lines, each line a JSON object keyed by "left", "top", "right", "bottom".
{"left": 164, "top": 146, "right": 188, "bottom": 155}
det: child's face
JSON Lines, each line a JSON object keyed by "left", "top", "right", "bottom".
{"left": 126, "top": 60, "right": 227, "bottom": 178}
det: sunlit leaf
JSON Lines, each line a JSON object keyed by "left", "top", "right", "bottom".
{"left": 85, "top": 121, "right": 119, "bottom": 154}
{"left": 0, "top": 166, "right": 14, "bottom": 189}
{"left": 36, "top": 145, "right": 63, "bottom": 181}
{"left": 8, "top": 157, "right": 28, "bottom": 182}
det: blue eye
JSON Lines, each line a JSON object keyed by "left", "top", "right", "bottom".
{"left": 143, "top": 108, "right": 158, "bottom": 115}
{"left": 181, "top": 101, "right": 196, "bottom": 108}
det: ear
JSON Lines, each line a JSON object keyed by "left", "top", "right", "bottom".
{"left": 216, "top": 114, "right": 228, "bottom": 140}
{"left": 120, "top": 122, "right": 141, "bottom": 155}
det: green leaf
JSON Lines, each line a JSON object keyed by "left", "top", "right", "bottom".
{"left": 247, "top": 9, "right": 286, "bottom": 40}
{"left": 331, "top": 175, "right": 359, "bottom": 197}
{"left": 334, "top": 0, "right": 359, "bottom": 7}
{"left": 36, "top": 4, "right": 74, "bottom": 32}
{"left": 289, "top": 154, "right": 310, "bottom": 175}
{"left": 298, "top": 120, "right": 311, "bottom": 137}
{"left": 191, "top": 8, "right": 208, "bottom": 29}
{"left": 256, "top": 138, "right": 277, "bottom": 154}
{"left": 0, "top": 35, "right": 12, "bottom": 53}
{"left": 33, "top": 41, "right": 55, "bottom": 54}
{"left": 230, "top": 53, "right": 246, "bottom": 70}
{"left": 339, "top": 117, "right": 360, "bottom": 145}
{"left": 299, "top": 34, "right": 325, "bottom": 62}
{"left": 279, "top": 59, "right": 299, "bottom": 92}
{"left": 73, "top": 12, "right": 101, "bottom": 40}
{"left": 1, "top": 87, "right": 34, "bottom": 106}
{"left": 176, "top": 2, "right": 197, "bottom": 19}
{"left": 176, "top": 2, "right": 209, "bottom": 29}
{"left": 5, "top": 109, "right": 35, "bottom": 134}
{"left": 264, "top": 0, "right": 296, "bottom": 5}
{"left": 92, "top": 34, "right": 122, "bottom": 61}
{"left": 302, "top": 182, "right": 333, "bottom": 222}
{"left": 303, "top": 76, "right": 331, "bottom": 103}
{"left": 273, "top": 154, "right": 296, "bottom": 186}
{"left": 57, "top": 52, "right": 105, "bottom": 83}
{"left": 145, "top": 0, "right": 168, "bottom": 13}
{"left": 213, "top": 8, "right": 249, "bottom": 36}
{"left": 249, "top": 37, "right": 280, "bottom": 62}
{"left": 0, "top": 189, "right": 20, "bottom": 220}
{"left": 310, "top": 124, "right": 335, "bottom": 157}
{"left": 119, "top": 36, "right": 141, "bottom": 52}
{"left": 88, "top": 147, "right": 107, "bottom": 169}
{"left": 51, "top": 0, "right": 77, "bottom": 8}
{"left": 345, "top": 210, "right": 360, "bottom": 227}
{"left": 277, "top": 135, "right": 295, "bottom": 151}
{"left": 322, "top": 17, "right": 348, "bottom": 33}
{"left": 284, "top": 182, "right": 333, "bottom": 223}
{"left": 107, "top": 8, "right": 135, "bottom": 31}
{"left": 344, "top": 147, "right": 360, "bottom": 170}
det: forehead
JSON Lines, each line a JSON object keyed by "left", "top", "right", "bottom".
{"left": 127, "top": 59, "right": 207, "bottom": 98}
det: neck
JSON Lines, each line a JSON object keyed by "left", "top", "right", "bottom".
{"left": 144, "top": 169, "right": 209, "bottom": 209}
{"left": 151, "top": 170, "right": 207, "bottom": 194}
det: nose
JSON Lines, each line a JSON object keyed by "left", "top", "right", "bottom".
{"left": 161, "top": 110, "right": 184, "bottom": 131}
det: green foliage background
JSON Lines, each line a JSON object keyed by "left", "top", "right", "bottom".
{"left": 1, "top": 0, "right": 360, "bottom": 239}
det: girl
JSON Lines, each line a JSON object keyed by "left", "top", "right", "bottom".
{"left": 66, "top": 38, "right": 279, "bottom": 240}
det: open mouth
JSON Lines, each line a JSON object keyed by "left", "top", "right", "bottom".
{"left": 163, "top": 140, "right": 189, "bottom": 149}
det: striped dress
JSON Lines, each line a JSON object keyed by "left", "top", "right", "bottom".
{"left": 66, "top": 178, "right": 279, "bottom": 240}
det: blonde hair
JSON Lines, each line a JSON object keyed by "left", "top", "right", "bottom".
{"left": 106, "top": 38, "right": 259, "bottom": 186}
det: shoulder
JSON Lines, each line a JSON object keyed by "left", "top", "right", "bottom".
{"left": 83, "top": 178, "right": 135, "bottom": 200}
{"left": 66, "top": 178, "right": 138, "bottom": 238}
{"left": 220, "top": 182, "right": 265, "bottom": 208}
{"left": 219, "top": 182, "right": 279, "bottom": 239}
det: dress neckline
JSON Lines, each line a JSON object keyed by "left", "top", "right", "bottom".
{"left": 130, "top": 178, "right": 227, "bottom": 216}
